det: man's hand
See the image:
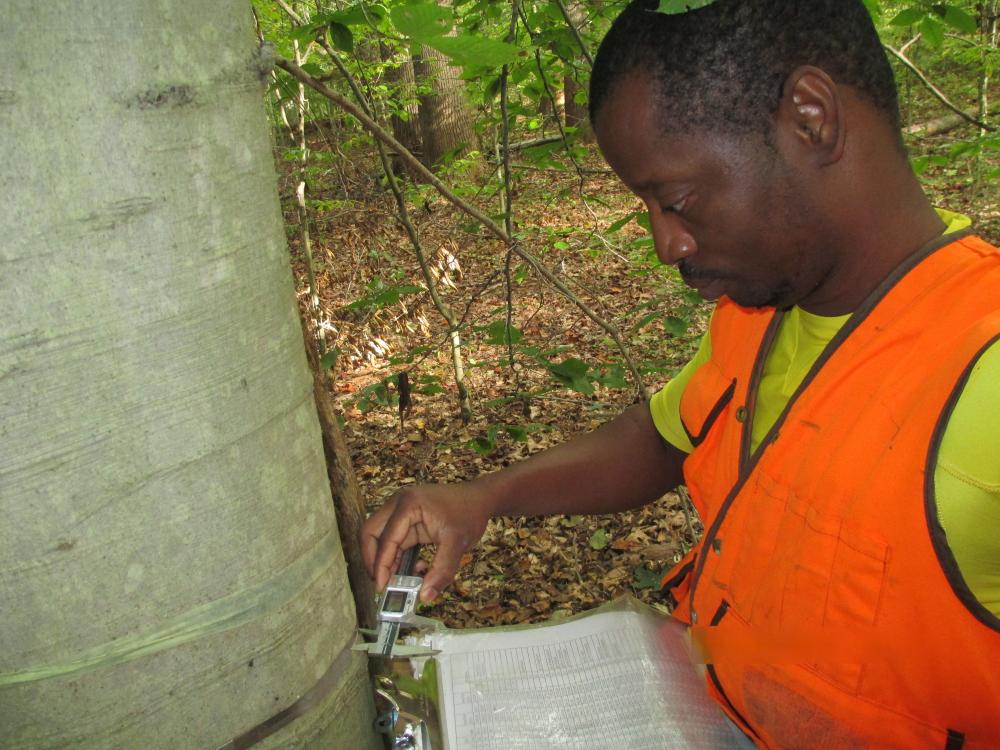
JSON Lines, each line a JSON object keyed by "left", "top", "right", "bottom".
{"left": 361, "top": 482, "right": 494, "bottom": 603}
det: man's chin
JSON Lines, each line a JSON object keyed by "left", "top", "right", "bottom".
{"left": 725, "top": 285, "right": 790, "bottom": 310}
{"left": 691, "top": 278, "right": 728, "bottom": 302}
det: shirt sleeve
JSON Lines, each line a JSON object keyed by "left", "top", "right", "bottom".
{"left": 648, "top": 328, "right": 713, "bottom": 454}
{"left": 935, "top": 338, "right": 1000, "bottom": 616}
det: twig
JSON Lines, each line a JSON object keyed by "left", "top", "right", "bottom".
{"left": 884, "top": 43, "right": 995, "bottom": 131}
{"left": 500, "top": 1, "right": 520, "bottom": 375}
{"left": 553, "top": 0, "right": 594, "bottom": 68}
{"left": 533, "top": 47, "right": 586, "bottom": 190}
{"left": 504, "top": 134, "right": 564, "bottom": 152}
{"left": 274, "top": 55, "right": 650, "bottom": 401}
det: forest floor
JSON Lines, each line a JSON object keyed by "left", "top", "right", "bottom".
{"left": 278, "top": 129, "right": 998, "bottom": 630}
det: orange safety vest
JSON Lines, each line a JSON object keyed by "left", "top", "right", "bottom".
{"left": 661, "top": 234, "right": 1000, "bottom": 749}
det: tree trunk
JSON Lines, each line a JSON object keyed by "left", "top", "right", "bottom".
{"left": 413, "top": 45, "right": 476, "bottom": 167}
{"left": 381, "top": 42, "right": 425, "bottom": 177}
{"left": 563, "top": 70, "right": 593, "bottom": 140}
{"left": 1, "top": 3, "right": 379, "bottom": 749}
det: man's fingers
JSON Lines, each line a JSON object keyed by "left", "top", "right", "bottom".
{"left": 360, "top": 503, "right": 393, "bottom": 578}
{"left": 371, "top": 506, "right": 423, "bottom": 591}
{"left": 420, "top": 534, "right": 467, "bottom": 603}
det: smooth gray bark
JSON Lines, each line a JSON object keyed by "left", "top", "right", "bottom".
{"left": 0, "top": 3, "right": 378, "bottom": 748}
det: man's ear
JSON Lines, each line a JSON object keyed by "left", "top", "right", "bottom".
{"left": 777, "top": 66, "right": 845, "bottom": 166}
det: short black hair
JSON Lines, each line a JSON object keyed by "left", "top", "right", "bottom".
{"left": 589, "top": 0, "right": 901, "bottom": 136}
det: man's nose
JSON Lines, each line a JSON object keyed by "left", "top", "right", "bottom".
{"left": 649, "top": 210, "right": 697, "bottom": 266}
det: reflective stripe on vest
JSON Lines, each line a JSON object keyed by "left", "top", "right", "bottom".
{"left": 661, "top": 234, "right": 1000, "bottom": 749}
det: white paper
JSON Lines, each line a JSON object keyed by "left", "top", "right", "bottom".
{"left": 420, "top": 603, "right": 744, "bottom": 749}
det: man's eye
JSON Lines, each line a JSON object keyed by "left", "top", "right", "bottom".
{"left": 662, "top": 197, "right": 687, "bottom": 214}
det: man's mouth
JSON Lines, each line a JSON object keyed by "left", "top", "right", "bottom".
{"left": 678, "top": 261, "right": 728, "bottom": 301}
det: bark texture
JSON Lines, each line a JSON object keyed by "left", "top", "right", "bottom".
{"left": 0, "top": 3, "right": 378, "bottom": 748}
{"left": 414, "top": 45, "right": 476, "bottom": 166}
{"left": 382, "top": 42, "right": 425, "bottom": 177}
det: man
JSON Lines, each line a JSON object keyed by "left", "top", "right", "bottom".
{"left": 361, "top": 1, "right": 1000, "bottom": 747}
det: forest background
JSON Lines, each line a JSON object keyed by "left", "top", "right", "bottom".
{"left": 253, "top": 0, "right": 999, "bottom": 629}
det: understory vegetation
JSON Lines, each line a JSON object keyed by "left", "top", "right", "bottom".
{"left": 255, "top": 0, "right": 999, "bottom": 627}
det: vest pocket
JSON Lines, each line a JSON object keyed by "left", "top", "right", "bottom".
{"left": 679, "top": 363, "right": 736, "bottom": 448}
{"left": 720, "top": 473, "right": 890, "bottom": 696}
{"left": 781, "top": 496, "right": 890, "bottom": 694}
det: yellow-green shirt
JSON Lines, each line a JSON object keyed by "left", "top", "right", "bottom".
{"left": 650, "top": 216, "right": 1000, "bottom": 615}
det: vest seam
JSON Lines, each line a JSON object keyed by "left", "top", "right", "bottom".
{"left": 924, "top": 331, "right": 1000, "bottom": 635}
{"left": 742, "top": 311, "right": 784, "bottom": 468}
{"left": 706, "top": 664, "right": 760, "bottom": 742}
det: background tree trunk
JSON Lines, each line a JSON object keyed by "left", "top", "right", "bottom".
{"left": 1, "top": 3, "right": 379, "bottom": 748}
{"left": 413, "top": 45, "right": 476, "bottom": 167}
{"left": 563, "top": 71, "right": 592, "bottom": 138}
{"left": 381, "top": 42, "right": 425, "bottom": 178}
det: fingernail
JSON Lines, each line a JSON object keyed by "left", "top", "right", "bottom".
{"left": 420, "top": 586, "right": 438, "bottom": 603}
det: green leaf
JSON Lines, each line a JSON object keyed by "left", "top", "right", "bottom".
{"left": 656, "top": 0, "right": 718, "bottom": 14}
{"left": 547, "top": 357, "right": 593, "bottom": 395}
{"left": 861, "top": 0, "right": 881, "bottom": 19}
{"left": 327, "top": 22, "right": 354, "bottom": 52}
{"left": 606, "top": 211, "right": 641, "bottom": 233}
{"left": 502, "top": 425, "right": 528, "bottom": 442}
{"left": 479, "top": 320, "right": 523, "bottom": 346}
{"left": 910, "top": 156, "right": 930, "bottom": 175}
{"left": 663, "top": 315, "right": 689, "bottom": 337}
{"left": 634, "top": 311, "right": 663, "bottom": 331}
{"left": 390, "top": 1, "right": 452, "bottom": 40}
{"left": 469, "top": 427, "right": 498, "bottom": 454}
{"left": 941, "top": 5, "right": 977, "bottom": 33}
{"left": 595, "top": 364, "right": 627, "bottom": 390}
{"left": 319, "top": 349, "right": 339, "bottom": 371}
{"left": 890, "top": 7, "right": 926, "bottom": 26}
{"left": 426, "top": 35, "right": 518, "bottom": 69}
{"left": 326, "top": 2, "right": 388, "bottom": 26}
{"left": 289, "top": 24, "right": 320, "bottom": 44}
{"left": 633, "top": 564, "right": 668, "bottom": 590}
{"left": 589, "top": 528, "right": 608, "bottom": 550}
{"left": 918, "top": 14, "right": 945, "bottom": 46}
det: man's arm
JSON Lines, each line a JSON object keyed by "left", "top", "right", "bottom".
{"left": 360, "top": 403, "right": 686, "bottom": 601}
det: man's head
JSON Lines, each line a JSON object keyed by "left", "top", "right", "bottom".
{"left": 589, "top": 1, "right": 921, "bottom": 314}
{"left": 589, "top": 0, "right": 899, "bottom": 138}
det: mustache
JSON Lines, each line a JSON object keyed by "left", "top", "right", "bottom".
{"left": 677, "top": 259, "right": 728, "bottom": 281}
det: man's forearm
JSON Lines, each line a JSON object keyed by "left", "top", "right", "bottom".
{"left": 468, "top": 403, "right": 686, "bottom": 519}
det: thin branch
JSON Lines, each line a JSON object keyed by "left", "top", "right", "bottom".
{"left": 884, "top": 43, "right": 995, "bottom": 131}
{"left": 533, "top": 47, "right": 587, "bottom": 189}
{"left": 500, "top": 1, "right": 520, "bottom": 374}
{"left": 504, "top": 134, "right": 564, "bottom": 152}
{"left": 274, "top": 55, "right": 650, "bottom": 401}
{"left": 900, "top": 32, "right": 921, "bottom": 55}
{"left": 553, "top": 0, "right": 594, "bottom": 68}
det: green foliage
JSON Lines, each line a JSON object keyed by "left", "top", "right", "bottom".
{"left": 633, "top": 563, "right": 670, "bottom": 590}
{"left": 344, "top": 277, "right": 425, "bottom": 311}
{"left": 468, "top": 422, "right": 547, "bottom": 454}
{"left": 257, "top": 0, "right": 997, "bottom": 430}
{"left": 656, "top": 0, "right": 718, "bottom": 14}
{"left": 589, "top": 528, "right": 608, "bottom": 550}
